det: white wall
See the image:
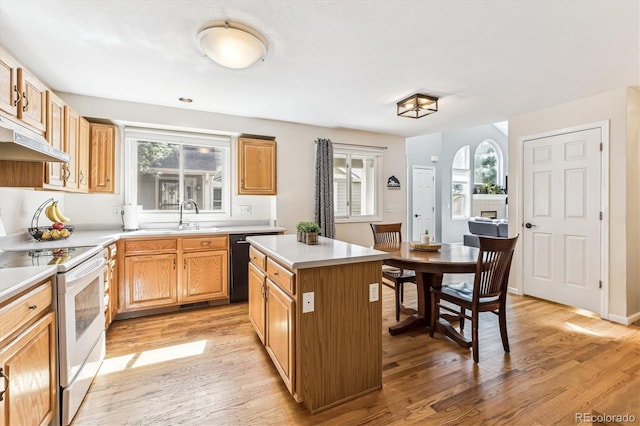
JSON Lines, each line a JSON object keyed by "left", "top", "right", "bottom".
{"left": 0, "top": 94, "right": 407, "bottom": 246}
{"left": 508, "top": 87, "right": 638, "bottom": 321}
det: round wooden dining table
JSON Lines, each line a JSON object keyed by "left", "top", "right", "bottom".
{"left": 373, "top": 242, "right": 479, "bottom": 336}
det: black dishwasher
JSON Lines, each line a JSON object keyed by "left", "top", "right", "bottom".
{"left": 229, "top": 233, "right": 278, "bottom": 302}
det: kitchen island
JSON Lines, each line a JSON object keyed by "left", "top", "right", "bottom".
{"left": 246, "top": 234, "right": 390, "bottom": 413}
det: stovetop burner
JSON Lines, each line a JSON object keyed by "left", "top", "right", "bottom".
{"left": 0, "top": 245, "right": 102, "bottom": 270}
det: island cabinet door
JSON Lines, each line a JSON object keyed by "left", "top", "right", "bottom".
{"left": 180, "top": 250, "right": 228, "bottom": 303}
{"left": 124, "top": 254, "right": 178, "bottom": 311}
{"left": 248, "top": 262, "right": 266, "bottom": 344}
{"left": 265, "top": 279, "right": 294, "bottom": 394}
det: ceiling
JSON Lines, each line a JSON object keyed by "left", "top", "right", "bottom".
{"left": 0, "top": 0, "right": 638, "bottom": 138}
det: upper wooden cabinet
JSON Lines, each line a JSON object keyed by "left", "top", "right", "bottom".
{"left": 0, "top": 48, "right": 46, "bottom": 134}
{"left": 237, "top": 137, "right": 276, "bottom": 195}
{"left": 89, "top": 123, "right": 116, "bottom": 193}
{"left": 17, "top": 68, "right": 47, "bottom": 133}
{"left": 45, "top": 91, "right": 66, "bottom": 188}
{"left": 0, "top": 48, "right": 19, "bottom": 118}
{"left": 78, "top": 117, "right": 90, "bottom": 193}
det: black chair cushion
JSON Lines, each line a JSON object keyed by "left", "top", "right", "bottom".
{"left": 440, "top": 282, "right": 499, "bottom": 303}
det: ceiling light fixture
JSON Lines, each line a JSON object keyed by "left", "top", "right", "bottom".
{"left": 397, "top": 93, "right": 438, "bottom": 119}
{"left": 197, "top": 21, "right": 268, "bottom": 69}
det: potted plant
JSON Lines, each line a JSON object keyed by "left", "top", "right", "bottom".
{"left": 296, "top": 221, "right": 321, "bottom": 245}
{"left": 421, "top": 229, "right": 430, "bottom": 244}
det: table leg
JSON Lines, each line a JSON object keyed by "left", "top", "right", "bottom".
{"left": 388, "top": 272, "right": 443, "bottom": 335}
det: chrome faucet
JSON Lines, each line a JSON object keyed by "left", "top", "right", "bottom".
{"left": 178, "top": 199, "right": 199, "bottom": 230}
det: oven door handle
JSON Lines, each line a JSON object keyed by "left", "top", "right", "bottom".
{"left": 64, "top": 256, "right": 107, "bottom": 285}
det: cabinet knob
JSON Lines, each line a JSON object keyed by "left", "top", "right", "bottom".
{"left": 200, "top": 241, "right": 211, "bottom": 246}
{"left": 28, "top": 304, "right": 37, "bottom": 310}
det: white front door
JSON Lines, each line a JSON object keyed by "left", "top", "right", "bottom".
{"left": 412, "top": 166, "right": 435, "bottom": 242}
{"left": 522, "top": 127, "right": 602, "bottom": 313}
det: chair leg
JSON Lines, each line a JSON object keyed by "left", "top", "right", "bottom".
{"left": 459, "top": 307, "right": 466, "bottom": 331}
{"left": 395, "top": 284, "right": 401, "bottom": 322}
{"left": 429, "top": 291, "right": 437, "bottom": 337}
{"left": 399, "top": 282, "right": 404, "bottom": 303}
{"left": 498, "top": 307, "right": 510, "bottom": 353}
{"left": 471, "top": 310, "right": 480, "bottom": 363}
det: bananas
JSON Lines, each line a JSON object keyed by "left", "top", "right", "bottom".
{"left": 44, "top": 201, "right": 71, "bottom": 223}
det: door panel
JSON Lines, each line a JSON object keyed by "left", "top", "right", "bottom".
{"left": 411, "top": 166, "right": 435, "bottom": 241}
{"left": 523, "top": 127, "right": 601, "bottom": 313}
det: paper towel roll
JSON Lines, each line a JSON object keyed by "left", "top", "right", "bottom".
{"left": 122, "top": 205, "right": 140, "bottom": 231}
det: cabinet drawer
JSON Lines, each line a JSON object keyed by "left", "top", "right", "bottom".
{"left": 125, "top": 238, "right": 177, "bottom": 254}
{"left": 266, "top": 258, "right": 295, "bottom": 296}
{"left": 0, "top": 280, "right": 52, "bottom": 344}
{"left": 182, "top": 236, "right": 227, "bottom": 251}
{"left": 249, "top": 246, "right": 266, "bottom": 270}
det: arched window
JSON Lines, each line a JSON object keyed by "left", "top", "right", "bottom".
{"left": 451, "top": 146, "right": 471, "bottom": 219}
{"left": 474, "top": 139, "right": 503, "bottom": 186}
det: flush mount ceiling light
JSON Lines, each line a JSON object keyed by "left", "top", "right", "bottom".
{"left": 397, "top": 93, "right": 438, "bottom": 119}
{"left": 197, "top": 21, "right": 268, "bottom": 69}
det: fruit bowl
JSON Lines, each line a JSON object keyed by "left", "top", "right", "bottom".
{"left": 28, "top": 225, "right": 74, "bottom": 241}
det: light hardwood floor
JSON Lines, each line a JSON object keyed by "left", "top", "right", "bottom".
{"left": 73, "top": 285, "right": 640, "bottom": 425}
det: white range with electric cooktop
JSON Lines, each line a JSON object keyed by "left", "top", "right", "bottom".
{"left": 0, "top": 244, "right": 106, "bottom": 426}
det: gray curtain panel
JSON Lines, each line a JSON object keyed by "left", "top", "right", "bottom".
{"left": 314, "top": 138, "right": 335, "bottom": 238}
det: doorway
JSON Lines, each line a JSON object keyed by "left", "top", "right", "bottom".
{"left": 521, "top": 124, "right": 606, "bottom": 314}
{"left": 411, "top": 166, "right": 436, "bottom": 242}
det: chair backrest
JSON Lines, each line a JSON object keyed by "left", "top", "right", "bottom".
{"left": 370, "top": 223, "right": 403, "bottom": 244}
{"left": 473, "top": 234, "right": 519, "bottom": 301}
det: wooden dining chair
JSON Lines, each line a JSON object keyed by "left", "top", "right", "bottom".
{"left": 370, "top": 223, "right": 416, "bottom": 321}
{"left": 429, "top": 234, "right": 519, "bottom": 363}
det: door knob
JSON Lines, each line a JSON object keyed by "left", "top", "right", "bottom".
{"left": 525, "top": 223, "right": 536, "bottom": 229}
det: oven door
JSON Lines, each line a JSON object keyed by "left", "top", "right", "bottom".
{"left": 58, "top": 253, "right": 107, "bottom": 387}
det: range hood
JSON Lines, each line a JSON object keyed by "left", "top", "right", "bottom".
{"left": 0, "top": 116, "right": 70, "bottom": 162}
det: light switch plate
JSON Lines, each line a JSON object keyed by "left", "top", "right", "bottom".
{"left": 369, "top": 283, "right": 379, "bottom": 302}
{"left": 302, "top": 292, "right": 314, "bottom": 313}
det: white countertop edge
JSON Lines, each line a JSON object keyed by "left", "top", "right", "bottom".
{"left": 1, "top": 226, "right": 286, "bottom": 251}
{"left": 247, "top": 234, "right": 390, "bottom": 270}
{"left": 0, "top": 266, "right": 57, "bottom": 304}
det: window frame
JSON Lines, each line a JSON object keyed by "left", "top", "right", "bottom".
{"left": 333, "top": 145, "right": 383, "bottom": 223}
{"left": 473, "top": 139, "right": 504, "bottom": 186}
{"left": 124, "top": 127, "right": 232, "bottom": 223}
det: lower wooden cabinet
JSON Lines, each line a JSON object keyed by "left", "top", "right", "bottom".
{"left": 0, "top": 277, "right": 56, "bottom": 426}
{"left": 248, "top": 262, "right": 266, "bottom": 344}
{"left": 120, "top": 235, "right": 229, "bottom": 315}
{"left": 181, "top": 250, "right": 228, "bottom": 303}
{"left": 124, "top": 253, "right": 178, "bottom": 311}
{"left": 248, "top": 250, "right": 296, "bottom": 396}
{"left": 265, "top": 279, "right": 294, "bottom": 393}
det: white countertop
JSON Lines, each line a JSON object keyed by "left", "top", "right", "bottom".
{"left": 246, "top": 234, "right": 390, "bottom": 269}
{"left": 0, "top": 266, "right": 57, "bottom": 303}
{"left": 0, "top": 225, "right": 285, "bottom": 303}
{"left": 0, "top": 225, "right": 286, "bottom": 251}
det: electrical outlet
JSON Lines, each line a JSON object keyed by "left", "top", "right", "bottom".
{"left": 238, "top": 205, "right": 252, "bottom": 215}
{"left": 302, "top": 292, "right": 314, "bottom": 313}
{"left": 369, "top": 283, "right": 379, "bottom": 302}
{"left": 113, "top": 207, "right": 122, "bottom": 216}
